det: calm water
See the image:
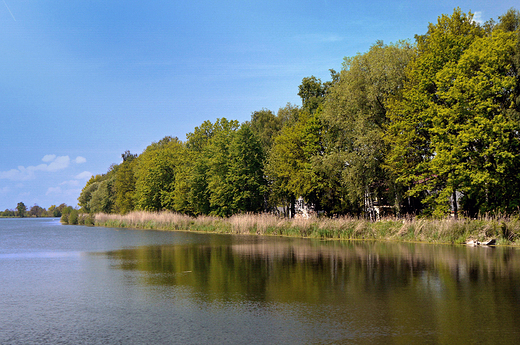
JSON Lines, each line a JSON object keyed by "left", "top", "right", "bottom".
{"left": 1, "top": 218, "right": 520, "bottom": 344}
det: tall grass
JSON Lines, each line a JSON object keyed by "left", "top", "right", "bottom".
{"left": 90, "top": 211, "right": 520, "bottom": 245}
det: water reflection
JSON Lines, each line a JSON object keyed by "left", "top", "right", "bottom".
{"left": 97, "top": 237, "right": 520, "bottom": 343}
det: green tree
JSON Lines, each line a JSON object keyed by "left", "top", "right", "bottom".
{"left": 265, "top": 113, "right": 310, "bottom": 216}
{"left": 78, "top": 174, "right": 106, "bottom": 213}
{"left": 202, "top": 118, "right": 242, "bottom": 216}
{"left": 115, "top": 151, "right": 138, "bottom": 214}
{"left": 177, "top": 118, "right": 240, "bottom": 216}
{"left": 426, "top": 30, "right": 520, "bottom": 215}
{"left": 134, "top": 137, "right": 185, "bottom": 211}
{"left": 385, "top": 8, "right": 485, "bottom": 216}
{"left": 227, "top": 123, "right": 267, "bottom": 213}
{"left": 298, "top": 70, "right": 339, "bottom": 114}
{"left": 249, "top": 109, "right": 281, "bottom": 153}
{"left": 16, "top": 202, "right": 27, "bottom": 217}
{"left": 321, "top": 40, "right": 414, "bottom": 215}
{"left": 29, "top": 204, "right": 44, "bottom": 217}
{"left": 90, "top": 174, "right": 116, "bottom": 213}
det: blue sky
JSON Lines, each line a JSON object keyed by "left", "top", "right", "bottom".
{"left": 0, "top": 1, "right": 517, "bottom": 210}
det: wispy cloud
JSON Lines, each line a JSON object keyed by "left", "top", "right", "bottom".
{"left": 75, "top": 156, "right": 87, "bottom": 164}
{"left": 42, "top": 154, "right": 57, "bottom": 162}
{"left": 47, "top": 170, "right": 92, "bottom": 198}
{"left": 60, "top": 180, "right": 80, "bottom": 187}
{"left": 3, "top": 0, "right": 16, "bottom": 21}
{"left": 46, "top": 187, "right": 62, "bottom": 195}
{"left": 0, "top": 155, "right": 70, "bottom": 181}
{"left": 473, "top": 11, "right": 483, "bottom": 25}
{"left": 75, "top": 171, "right": 92, "bottom": 180}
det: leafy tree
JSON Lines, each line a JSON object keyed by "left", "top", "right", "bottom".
{"left": 494, "top": 8, "right": 520, "bottom": 33}
{"left": 29, "top": 204, "right": 44, "bottom": 217}
{"left": 177, "top": 118, "right": 240, "bottom": 216}
{"left": 202, "top": 118, "right": 241, "bottom": 216}
{"left": 16, "top": 202, "right": 27, "bottom": 217}
{"left": 265, "top": 112, "right": 311, "bottom": 216}
{"left": 115, "top": 151, "right": 138, "bottom": 214}
{"left": 78, "top": 174, "right": 106, "bottom": 213}
{"left": 134, "top": 137, "right": 185, "bottom": 211}
{"left": 426, "top": 30, "right": 520, "bottom": 215}
{"left": 90, "top": 174, "right": 116, "bottom": 213}
{"left": 276, "top": 103, "right": 301, "bottom": 128}
{"left": 321, "top": 40, "right": 414, "bottom": 215}
{"left": 298, "top": 70, "right": 339, "bottom": 114}
{"left": 249, "top": 109, "right": 281, "bottom": 153}
{"left": 60, "top": 205, "right": 74, "bottom": 223}
{"left": 68, "top": 209, "right": 79, "bottom": 225}
{"left": 227, "top": 123, "right": 267, "bottom": 213}
{"left": 385, "top": 8, "right": 485, "bottom": 216}
{"left": 2, "top": 209, "right": 16, "bottom": 217}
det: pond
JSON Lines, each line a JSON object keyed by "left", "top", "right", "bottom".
{"left": 1, "top": 218, "right": 520, "bottom": 344}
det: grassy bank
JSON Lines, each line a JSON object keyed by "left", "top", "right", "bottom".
{"left": 78, "top": 211, "right": 520, "bottom": 245}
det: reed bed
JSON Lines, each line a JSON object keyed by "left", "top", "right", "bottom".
{"left": 87, "top": 211, "right": 520, "bottom": 245}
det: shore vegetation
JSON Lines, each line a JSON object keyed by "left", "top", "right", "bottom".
{"left": 68, "top": 211, "right": 520, "bottom": 246}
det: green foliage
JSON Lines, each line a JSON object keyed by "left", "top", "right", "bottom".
{"left": 115, "top": 153, "right": 137, "bottom": 214}
{"left": 249, "top": 109, "right": 282, "bottom": 152}
{"left": 386, "top": 8, "right": 520, "bottom": 216}
{"left": 385, "top": 9, "right": 484, "bottom": 215}
{"left": 78, "top": 174, "right": 105, "bottom": 213}
{"left": 76, "top": 7, "right": 520, "bottom": 220}
{"left": 227, "top": 123, "right": 267, "bottom": 213}
{"left": 28, "top": 204, "right": 45, "bottom": 217}
{"left": 68, "top": 209, "right": 79, "bottom": 225}
{"left": 134, "top": 137, "right": 185, "bottom": 212}
{"left": 322, "top": 40, "right": 414, "bottom": 214}
{"left": 60, "top": 206, "right": 74, "bottom": 223}
{"left": 298, "top": 70, "right": 339, "bottom": 114}
{"left": 16, "top": 202, "right": 27, "bottom": 217}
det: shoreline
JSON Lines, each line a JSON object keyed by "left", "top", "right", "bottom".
{"left": 66, "top": 211, "right": 520, "bottom": 246}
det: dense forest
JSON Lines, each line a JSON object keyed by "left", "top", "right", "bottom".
{"left": 78, "top": 8, "right": 520, "bottom": 219}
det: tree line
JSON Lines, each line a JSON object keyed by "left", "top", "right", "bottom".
{"left": 1, "top": 202, "right": 72, "bottom": 218}
{"left": 79, "top": 8, "right": 520, "bottom": 218}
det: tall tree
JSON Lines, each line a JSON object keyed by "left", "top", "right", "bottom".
{"left": 115, "top": 151, "right": 138, "bottom": 214}
{"left": 227, "top": 123, "right": 267, "bottom": 213}
{"left": 134, "top": 137, "right": 184, "bottom": 212}
{"left": 385, "top": 9, "right": 485, "bottom": 216}
{"left": 321, "top": 40, "right": 414, "bottom": 215}
{"left": 428, "top": 30, "right": 520, "bottom": 215}
{"left": 16, "top": 202, "right": 27, "bottom": 217}
{"left": 249, "top": 109, "right": 281, "bottom": 153}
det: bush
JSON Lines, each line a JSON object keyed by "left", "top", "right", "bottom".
{"left": 60, "top": 213, "right": 69, "bottom": 224}
{"left": 69, "top": 210, "right": 79, "bottom": 225}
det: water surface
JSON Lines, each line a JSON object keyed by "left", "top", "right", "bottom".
{"left": 1, "top": 218, "right": 520, "bottom": 344}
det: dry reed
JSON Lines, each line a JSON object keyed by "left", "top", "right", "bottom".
{"left": 90, "top": 211, "right": 520, "bottom": 245}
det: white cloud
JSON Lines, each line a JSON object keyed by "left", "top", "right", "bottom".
{"left": 0, "top": 155, "right": 70, "bottom": 180}
{"left": 473, "top": 11, "right": 483, "bottom": 25}
{"left": 42, "top": 154, "right": 57, "bottom": 162}
{"left": 60, "top": 180, "right": 80, "bottom": 187}
{"left": 75, "top": 171, "right": 93, "bottom": 180}
{"left": 75, "top": 156, "right": 87, "bottom": 164}
{"left": 47, "top": 156, "right": 70, "bottom": 172}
